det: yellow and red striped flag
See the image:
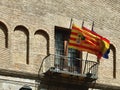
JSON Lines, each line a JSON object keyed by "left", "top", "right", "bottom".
{"left": 68, "top": 24, "right": 110, "bottom": 59}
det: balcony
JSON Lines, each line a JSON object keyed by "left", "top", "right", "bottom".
{"left": 39, "top": 54, "right": 99, "bottom": 85}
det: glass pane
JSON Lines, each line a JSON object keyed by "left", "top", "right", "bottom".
{"left": 68, "top": 48, "right": 80, "bottom": 73}
{"left": 55, "top": 31, "right": 64, "bottom": 68}
{"left": 68, "top": 48, "right": 78, "bottom": 66}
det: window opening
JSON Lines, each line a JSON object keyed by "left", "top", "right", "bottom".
{"left": 55, "top": 26, "right": 82, "bottom": 72}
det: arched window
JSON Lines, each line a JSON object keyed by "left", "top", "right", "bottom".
{"left": 34, "top": 30, "right": 49, "bottom": 55}
{"left": 0, "top": 21, "right": 8, "bottom": 48}
{"left": 13, "top": 25, "right": 29, "bottom": 64}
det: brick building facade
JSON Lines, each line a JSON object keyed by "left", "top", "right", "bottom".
{"left": 0, "top": 0, "right": 119, "bottom": 90}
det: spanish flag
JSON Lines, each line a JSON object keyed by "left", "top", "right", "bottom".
{"left": 68, "top": 24, "right": 110, "bottom": 59}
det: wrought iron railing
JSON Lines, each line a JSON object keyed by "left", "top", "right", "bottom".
{"left": 39, "top": 54, "right": 99, "bottom": 79}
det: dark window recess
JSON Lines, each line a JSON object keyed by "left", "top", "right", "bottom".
{"left": 19, "top": 85, "right": 32, "bottom": 90}
{"left": 55, "top": 26, "right": 82, "bottom": 72}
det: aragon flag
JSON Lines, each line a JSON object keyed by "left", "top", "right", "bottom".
{"left": 68, "top": 24, "right": 110, "bottom": 59}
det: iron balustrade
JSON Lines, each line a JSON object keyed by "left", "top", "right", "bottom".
{"left": 39, "top": 54, "right": 99, "bottom": 79}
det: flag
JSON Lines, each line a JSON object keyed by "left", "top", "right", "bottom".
{"left": 103, "top": 48, "right": 110, "bottom": 59}
{"left": 82, "top": 26, "right": 110, "bottom": 59}
{"left": 82, "top": 26, "right": 110, "bottom": 58}
{"left": 68, "top": 24, "right": 110, "bottom": 59}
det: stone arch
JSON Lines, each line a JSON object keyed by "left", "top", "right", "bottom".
{"left": 34, "top": 30, "right": 49, "bottom": 55}
{"left": 110, "top": 44, "right": 116, "bottom": 78}
{"left": 14, "top": 25, "right": 29, "bottom": 64}
{"left": 0, "top": 21, "right": 8, "bottom": 48}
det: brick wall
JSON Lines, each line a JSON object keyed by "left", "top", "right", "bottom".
{"left": 0, "top": 0, "right": 119, "bottom": 89}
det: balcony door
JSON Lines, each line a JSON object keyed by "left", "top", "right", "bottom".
{"left": 55, "top": 26, "right": 81, "bottom": 72}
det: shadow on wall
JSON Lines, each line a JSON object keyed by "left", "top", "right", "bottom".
{"left": 34, "top": 30, "right": 49, "bottom": 55}
{"left": 0, "top": 20, "right": 50, "bottom": 65}
{"left": 0, "top": 21, "right": 8, "bottom": 48}
{"left": 110, "top": 44, "right": 116, "bottom": 78}
{"left": 14, "top": 25, "right": 29, "bottom": 64}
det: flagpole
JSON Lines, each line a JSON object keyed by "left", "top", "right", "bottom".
{"left": 91, "top": 21, "right": 94, "bottom": 31}
{"left": 82, "top": 19, "right": 84, "bottom": 28}
{"left": 91, "top": 21, "right": 100, "bottom": 63}
{"left": 82, "top": 20, "right": 89, "bottom": 74}
{"left": 69, "top": 18, "right": 73, "bottom": 29}
{"left": 81, "top": 20, "right": 89, "bottom": 60}
{"left": 85, "top": 21, "right": 94, "bottom": 63}
{"left": 67, "top": 18, "right": 73, "bottom": 50}
{"left": 82, "top": 20, "right": 89, "bottom": 61}
{"left": 83, "top": 21, "right": 95, "bottom": 74}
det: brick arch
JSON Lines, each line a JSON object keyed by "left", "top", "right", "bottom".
{"left": 14, "top": 25, "right": 29, "bottom": 64}
{"left": 0, "top": 21, "right": 8, "bottom": 48}
{"left": 34, "top": 30, "right": 49, "bottom": 55}
{"left": 110, "top": 44, "right": 116, "bottom": 78}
